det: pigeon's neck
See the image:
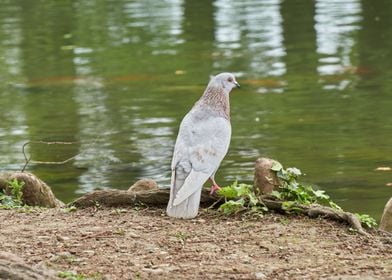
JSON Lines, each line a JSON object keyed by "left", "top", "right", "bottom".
{"left": 199, "top": 85, "right": 230, "bottom": 119}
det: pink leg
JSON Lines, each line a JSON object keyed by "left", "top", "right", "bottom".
{"left": 209, "top": 177, "right": 221, "bottom": 195}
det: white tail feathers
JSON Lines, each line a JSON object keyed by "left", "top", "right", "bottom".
{"left": 166, "top": 169, "right": 208, "bottom": 219}
{"left": 166, "top": 188, "right": 202, "bottom": 219}
{"left": 172, "top": 170, "right": 208, "bottom": 206}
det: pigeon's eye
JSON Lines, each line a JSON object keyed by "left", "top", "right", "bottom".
{"left": 227, "top": 77, "right": 233, "bottom": 82}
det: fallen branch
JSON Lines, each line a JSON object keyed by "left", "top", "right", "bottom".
{"left": 260, "top": 197, "right": 368, "bottom": 235}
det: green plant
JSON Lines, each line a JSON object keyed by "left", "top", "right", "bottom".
{"left": 8, "top": 178, "right": 24, "bottom": 202}
{"left": 271, "top": 163, "right": 342, "bottom": 211}
{"left": 217, "top": 165, "right": 341, "bottom": 216}
{"left": 57, "top": 271, "right": 87, "bottom": 280}
{"left": 0, "top": 179, "right": 25, "bottom": 209}
{"left": 115, "top": 228, "right": 125, "bottom": 236}
{"left": 57, "top": 271, "right": 103, "bottom": 280}
{"left": 216, "top": 163, "right": 378, "bottom": 230}
{"left": 63, "top": 205, "right": 77, "bottom": 213}
{"left": 217, "top": 181, "right": 267, "bottom": 215}
{"left": 175, "top": 231, "right": 189, "bottom": 244}
{"left": 355, "top": 213, "right": 377, "bottom": 228}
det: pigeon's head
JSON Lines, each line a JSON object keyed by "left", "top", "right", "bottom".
{"left": 211, "top": 72, "right": 240, "bottom": 92}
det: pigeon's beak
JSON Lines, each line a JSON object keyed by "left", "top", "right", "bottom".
{"left": 234, "top": 81, "right": 240, "bottom": 88}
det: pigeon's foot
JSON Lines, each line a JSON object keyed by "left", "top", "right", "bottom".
{"left": 209, "top": 183, "right": 221, "bottom": 195}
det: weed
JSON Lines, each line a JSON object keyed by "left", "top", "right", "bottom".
{"left": 63, "top": 205, "right": 78, "bottom": 213}
{"left": 355, "top": 213, "right": 377, "bottom": 228}
{"left": 8, "top": 178, "right": 24, "bottom": 202}
{"left": 115, "top": 228, "right": 125, "bottom": 236}
{"left": 271, "top": 163, "right": 342, "bottom": 211}
{"left": 175, "top": 231, "right": 189, "bottom": 244}
{"left": 217, "top": 181, "right": 267, "bottom": 215}
{"left": 216, "top": 163, "right": 378, "bottom": 229}
{"left": 0, "top": 179, "right": 25, "bottom": 209}
{"left": 57, "top": 271, "right": 104, "bottom": 280}
{"left": 57, "top": 271, "right": 87, "bottom": 280}
{"left": 279, "top": 218, "right": 290, "bottom": 225}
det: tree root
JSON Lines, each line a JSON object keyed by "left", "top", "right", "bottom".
{"left": 71, "top": 188, "right": 216, "bottom": 208}
{"left": 71, "top": 188, "right": 368, "bottom": 235}
{"left": 260, "top": 197, "right": 368, "bottom": 235}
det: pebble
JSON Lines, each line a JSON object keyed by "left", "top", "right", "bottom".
{"left": 83, "top": 250, "right": 95, "bottom": 257}
{"left": 255, "top": 272, "right": 267, "bottom": 279}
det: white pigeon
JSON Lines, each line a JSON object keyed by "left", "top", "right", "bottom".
{"left": 166, "top": 72, "right": 240, "bottom": 219}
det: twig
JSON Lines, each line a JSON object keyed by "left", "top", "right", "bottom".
{"left": 80, "top": 230, "right": 113, "bottom": 240}
{"left": 21, "top": 141, "right": 79, "bottom": 172}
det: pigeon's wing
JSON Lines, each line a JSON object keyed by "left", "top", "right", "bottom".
{"left": 172, "top": 169, "right": 210, "bottom": 206}
{"left": 171, "top": 112, "right": 231, "bottom": 206}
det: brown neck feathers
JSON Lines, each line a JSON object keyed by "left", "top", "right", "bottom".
{"left": 198, "top": 85, "right": 230, "bottom": 119}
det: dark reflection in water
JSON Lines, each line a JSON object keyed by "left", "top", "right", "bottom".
{"left": 0, "top": 0, "right": 391, "bottom": 219}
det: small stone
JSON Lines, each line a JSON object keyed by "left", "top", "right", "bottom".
{"left": 128, "top": 232, "right": 140, "bottom": 239}
{"left": 83, "top": 250, "right": 95, "bottom": 257}
{"left": 56, "top": 235, "right": 70, "bottom": 242}
{"left": 380, "top": 197, "right": 392, "bottom": 232}
{"left": 128, "top": 179, "right": 159, "bottom": 192}
{"left": 57, "top": 252, "right": 72, "bottom": 258}
{"left": 255, "top": 271, "right": 267, "bottom": 279}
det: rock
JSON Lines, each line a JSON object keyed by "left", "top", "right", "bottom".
{"left": 0, "top": 171, "right": 64, "bottom": 208}
{"left": 253, "top": 157, "right": 282, "bottom": 194}
{"left": 255, "top": 271, "right": 267, "bottom": 279}
{"left": 0, "top": 252, "right": 58, "bottom": 280}
{"left": 379, "top": 197, "right": 392, "bottom": 232}
{"left": 128, "top": 179, "right": 159, "bottom": 193}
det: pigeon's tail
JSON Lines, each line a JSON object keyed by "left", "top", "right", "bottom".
{"left": 166, "top": 188, "right": 202, "bottom": 219}
{"left": 166, "top": 168, "right": 206, "bottom": 219}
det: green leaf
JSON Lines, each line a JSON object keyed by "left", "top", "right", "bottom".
{"left": 217, "top": 186, "right": 238, "bottom": 199}
{"left": 277, "top": 169, "right": 289, "bottom": 180}
{"left": 271, "top": 161, "right": 283, "bottom": 171}
{"left": 286, "top": 167, "right": 302, "bottom": 177}
{"left": 236, "top": 183, "right": 252, "bottom": 196}
{"left": 355, "top": 213, "right": 377, "bottom": 228}
{"left": 281, "top": 201, "right": 302, "bottom": 213}
{"left": 219, "top": 199, "right": 245, "bottom": 215}
{"left": 248, "top": 192, "right": 259, "bottom": 206}
{"left": 329, "top": 201, "right": 342, "bottom": 211}
{"left": 0, "top": 194, "right": 15, "bottom": 207}
{"left": 271, "top": 190, "right": 281, "bottom": 199}
{"left": 312, "top": 189, "right": 329, "bottom": 200}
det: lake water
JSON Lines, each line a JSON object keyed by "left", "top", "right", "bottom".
{"left": 0, "top": 0, "right": 391, "bottom": 219}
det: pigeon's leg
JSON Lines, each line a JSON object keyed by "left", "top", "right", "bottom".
{"left": 209, "top": 177, "right": 221, "bottom": 195}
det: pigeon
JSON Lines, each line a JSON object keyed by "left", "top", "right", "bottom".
{"left": 166, "top": 72, "right": 240, "bottom": 219}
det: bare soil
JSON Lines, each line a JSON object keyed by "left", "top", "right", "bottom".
{"left": 0, "top": 207, "right": 391, "bottom": 280}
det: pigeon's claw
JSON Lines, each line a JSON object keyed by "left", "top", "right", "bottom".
{"left": 210, "top": 183, "right": 221, "bottom": 195}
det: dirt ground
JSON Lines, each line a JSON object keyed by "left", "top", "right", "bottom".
{"left": 0, "top": 207, "right": 391, "bottom": 280}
